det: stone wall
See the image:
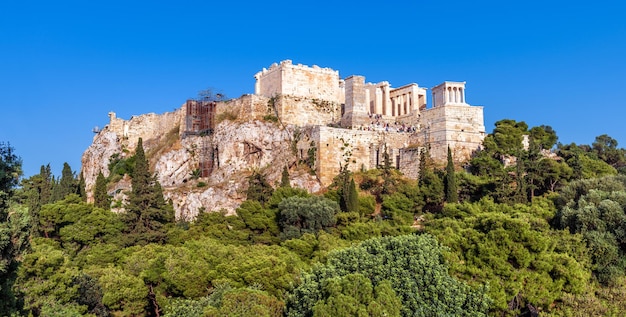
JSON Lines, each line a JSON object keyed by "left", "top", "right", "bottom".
{"left": 342, "top": 76, "right": 369, "bottom": 128}
{"left": 399, "top": 147, "right": 422, "bottom": 179}
{"left": 215, "top": 94, "right": 269, "bottom": 122}
{"left": 82, "top": 109, "right": 183, "bottom": 203}
{"left": 274, "top": 95, "right": 341, "bottom": 126}
{"left": 254, "top": 60, "right": 342, "bottom": 103}
{"left": 415, "top": 104, "right": 485, "bottom": 162}
{"left": 106, "top": 110, "right": 183, "bottom": 153}
{"left": 313, "top": 126, "right": 412, "bottom": 186}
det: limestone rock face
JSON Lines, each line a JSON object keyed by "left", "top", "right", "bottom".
{"left": 81, "top": 131, "right": 122, "bottom": 202}
{"left": 81, "top": 110, "right": 323, "bottom": 220}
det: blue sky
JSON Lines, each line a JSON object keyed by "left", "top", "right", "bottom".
{"left": 1, "top": 1, "right": 625, "bottom": 177}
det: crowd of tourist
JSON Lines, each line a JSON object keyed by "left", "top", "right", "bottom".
{"left": 355, "top": 113, "right": 418, "bottom": 133}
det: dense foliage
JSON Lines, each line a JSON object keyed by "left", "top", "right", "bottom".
{"left": 285, "top": 234, "right": 491, "bottom": 317}
{"left": 4, "top": 118, "right": 626, "bottom": 316}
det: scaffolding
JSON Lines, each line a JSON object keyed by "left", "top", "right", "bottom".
{"left": 184, "top": 99, "right": 217, "bottom": 177}
{"left": 199, "top": 139, "right": 219, "bottom": 177}
{"left": 184, "top": 99, "right": 216, "bottom": 136}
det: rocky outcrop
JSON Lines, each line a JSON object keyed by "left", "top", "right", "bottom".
{"left": 81, "top": 109, "right": 324, "bottom": 220}
{"left": 81, "top": 131, "right": 123, "bottom": 202}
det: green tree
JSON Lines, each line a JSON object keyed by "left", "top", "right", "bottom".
{"left": 236, "top": 200, "right": 280, "bottom": 245}
{"left": 278, "top": 196, "right": 338, "bottom": 240}
{"left": 285, "top": 234, "right": 491, "bottom": 317}
{"left": 333, "top": 163, "right": 359, "bottom": 213}
{"left": 266, "top": 186, "right": 309, "bottom": 210}
{"left": 19, "top": 164, "right": 53, "bottom": 236}
{"left": 280, "top": 166, "right": 291, "bottom": 188}
{"left": 345, "top": 178, "right": 359, "bottom": 213}
{"left": 529, "top": 125, "right": 557, "bottom": 151}
{"left": 311, "top": 274, "right": 401, "bottom": 317}
{"left": 557, "top": 142, "right": 617, "bottom": 179}
{"left": 445, "top": 146, "right": 458, "bottom": 203}
{"left": 0, "top": 142, "right": 24, "bottom": 316}
{"left": 38, "top": 194, "right": 123, "bottom": 250}
{"left": 122, "top": 138, "right": 175, "bottom": 245}
{"left": 554, "top": 175, "right": 626, "bottom": 285}
{"left": 54, "top": 162, "right": 77, "bottom": 201}
{"left": 15, "top": 238, "right": 89, "bottom": 316}
{"left": 77, "top": 172, "right": 87, "bottom": 201}
{"left": 381, "top": 148, "right": 396, "bottom": 195}
{"left": 246, "top": 171, "right": 274, "bottom": 207}
{"left": 592, "top": 134, "right": 626, "bottom": 170}
{"left": 426, "top": 198, "right": 591, "bottom": 314}
{"left": 381, "top": 192, "right": 415, "bottom": 225}
{"left": 93, "top": 171, "right": 110, "bottom": 209}
{"left": 419, "top": 148, "right": 444, "bottom": 212}
{"left": 204, "top": 288, "right": 284, "bottom": 317}
{"left": 488, "top": 119, "right": 528, "bottom": 156}
{"left": 73, "top": 273, "right": 109, "bottom": 317}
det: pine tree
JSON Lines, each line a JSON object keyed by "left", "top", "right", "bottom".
{"left": 0, "top": 142, "right": 25, "bottom": 315}
{"left": 78, "top": 172, "right": 87, "bottom": 201}
{"left": 280, "top": 166, "right": 291, "bottom": 188}
{"left": 122, "top": 138, "right": 174, "bottom": 245}
{"left": 246, "top": 171, "right": 274, "bottom": 206}
{"left": 94, "top": 171, "right": 110, "bottom": 209}
{"left": 445, "top": 146, "right": 458, "bottom": 203}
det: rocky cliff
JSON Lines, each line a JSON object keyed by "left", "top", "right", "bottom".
{"left": 81, "top": 108, "right": 322, "bottom": 220}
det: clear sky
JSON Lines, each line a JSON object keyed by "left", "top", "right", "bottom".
{"left": 1, "top": 1, "right": 625, "bottom": 178}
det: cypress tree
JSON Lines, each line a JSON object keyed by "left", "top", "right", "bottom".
{"left": 419, "top": 148, "right": 444, "bottom": 212}
{"left": 78, "top": 172, "right": 87, "bottom": 200}
{"left": 57, "top": 162, "right": 76, "bottom": 200}
{"left": 37, "top": 164, "right": 53, "bottom": 206}
{"left": 22, "top": 164, "right": 53, "bottom": 236}
{"left": 445, "top": 146, "right": 458, "bottom": 203}
{"left": 418, "top": 148, "right": 428, "bottom": 186}
{"left": 381, "top": 148, "right": 396, "bottom": 195}
{"left": 345, "top": 178, "right": 359, "bottom": 213}
{"left": 50, "top": 163, "right": 75, "bottom": 202}
{"left": 94, "top": 171, "right": 109, "bottom": 209}
{"left": 280, "top": 166, "right": 291, "bottom": 188}
{"left": 0, "top": 142, "right": 24, "bottom": 315}
{"left": 122, "top": 138, "right": 174, "bottom": 245}
{"left": 336, "top": 163, "right": 351, "bottom": 212}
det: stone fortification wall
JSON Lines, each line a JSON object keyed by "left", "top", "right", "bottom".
{"left": 215, "top": 94, "right": 269, "bottom": 122}
{"left": 105, "top": 110, "right": 183, "bottom": 153}
{"left": 415, "top": 104, "right": 485, "bottom": 162}
{"left": 254, "top": 60, "right": 342, "bottom": 103}
{"left": 274, "top": 95, "right": 341, "bottom": 126}
{"left": 342, "top": 76, "right": 369, "bottom": 128}
{"left": 313, "top": 126, "right": 413, "bottom": 186}
{"left": 82, "top": 109, "right": 183, "bottom": 203}
{"left": 399, "top": 147, "right": 422, "bottom": 179}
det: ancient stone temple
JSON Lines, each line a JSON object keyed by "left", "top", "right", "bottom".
{"left": 250, "top": 60, "right": 485, "bottom": 184}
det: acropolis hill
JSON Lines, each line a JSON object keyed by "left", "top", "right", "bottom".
{"left": 81, "top": 60, "right": 486, "bottom": 219}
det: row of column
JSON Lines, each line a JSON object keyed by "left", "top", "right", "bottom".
{"left": 391, "top": 93, "right": 412, "bottom": 116}
{"left": 445, "top": 86, "right": 465, "bottom": 104}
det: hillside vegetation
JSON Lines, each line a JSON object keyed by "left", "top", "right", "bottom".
{"left": 2, "top": 119, "right": 626, "bottom": 316}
